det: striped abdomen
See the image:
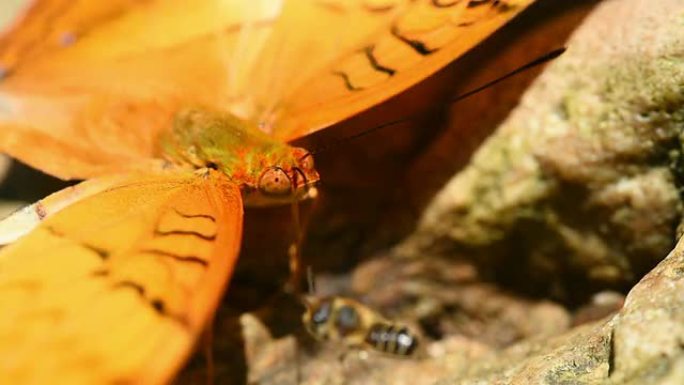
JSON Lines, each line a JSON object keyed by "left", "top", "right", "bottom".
{"left": 364, "top": 323, "right": 418, "bottom": 356}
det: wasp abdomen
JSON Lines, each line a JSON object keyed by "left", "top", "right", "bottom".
{"left": 365, "top": 323, "right": 418, "bottom": 356}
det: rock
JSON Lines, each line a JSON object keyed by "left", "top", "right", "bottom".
{"left": 241, "top": 313, "right": 299, "bottom": 385}
{"left": 258, "top": 231, "right": 683, "bottom": 385}
{"left": 350, "top": 254, "right": 571, "bottom": 348}
{"left": 435, "top": 233, "right": 684, "bottom": 384}
{"left": 396, "top": 0, "right": 684, "bottom": 299}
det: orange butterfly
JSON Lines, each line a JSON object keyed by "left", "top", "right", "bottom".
{"left": 0, "top": 0, "right": 534, "bottom": 383}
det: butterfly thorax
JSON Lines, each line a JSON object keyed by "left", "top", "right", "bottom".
{"left": 158, "top": 108, "right": 318, "bottom": 206}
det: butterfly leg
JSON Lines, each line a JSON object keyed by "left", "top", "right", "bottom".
{"left": 285, "top": 201, "right": 305, "bottom": 294}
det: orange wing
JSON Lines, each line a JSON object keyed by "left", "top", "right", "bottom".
{"left": 0, "top": 174, "right": 137, "bottom": 244}
{"left": 0, "top": 0, "right": 280, "bottom": 179}
{"left": 0, "top": 170, "right": 243, "bottom": 384}
{"left": 245, "top": 0, "right": 537, "bottom": 140}
{"left": 0, "top": 0, "right": 534, "bottom": 180}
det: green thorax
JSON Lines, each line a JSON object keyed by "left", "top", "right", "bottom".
{"left": 158, "top": 108, "right": 297, "bottom": 185}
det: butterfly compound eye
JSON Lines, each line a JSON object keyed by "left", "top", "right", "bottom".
{"left": 299, "top": 152, "right": 314, "bottom": 171}
{"left": 258, "top": 167, "right": 292, "bottom": 196}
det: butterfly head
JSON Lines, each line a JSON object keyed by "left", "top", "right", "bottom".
{"left": 243, "top": 146, "right": 319, "bottom": 206}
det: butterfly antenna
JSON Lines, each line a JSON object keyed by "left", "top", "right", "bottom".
{"left": 309, "top": 47, "right": 566, "bottom": 156}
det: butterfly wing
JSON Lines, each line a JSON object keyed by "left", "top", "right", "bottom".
{"left": 0, "top": 170, "right": 243, "bottom": 384}
{"left": 0, "top": 174, "right": 139, "bottom": 245}
{"left": 225, "top": 0, "right": 410, "bottom": 125}
{"left": 0, "top": 0, "right": 281, "bottom": 179}
{"left": 0, "top": 0, "right": 534, "bottom": 179}
{"left": 262, "top": 0, "right": 536, "bottom": 140}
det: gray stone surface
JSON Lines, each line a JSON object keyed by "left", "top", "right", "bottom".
{"left": 397, "top": 0, "right": 684, "bottom": 299}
